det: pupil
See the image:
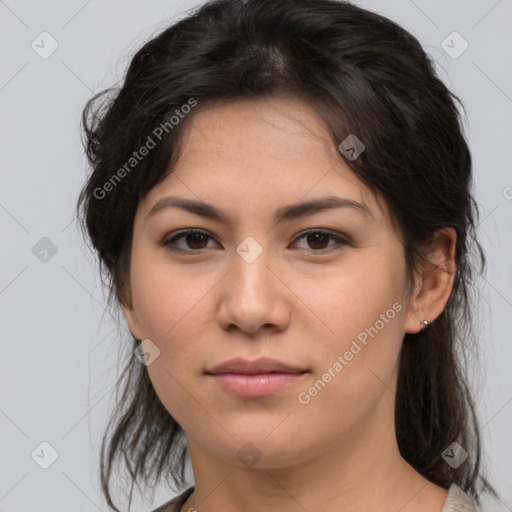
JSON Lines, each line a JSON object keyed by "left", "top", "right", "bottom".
{"left": 308, "top": 233, "right": 328, "bottom": 249}
{"left": 187, "top": 233, "right": 207, "bottom": 249}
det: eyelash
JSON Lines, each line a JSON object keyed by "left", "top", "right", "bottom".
{"left": 159, "top": 228, "right": 351, "bottom": 254}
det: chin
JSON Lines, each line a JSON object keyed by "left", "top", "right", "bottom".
{"left": 200, "top": 426, "right": 313, "bottom": 470}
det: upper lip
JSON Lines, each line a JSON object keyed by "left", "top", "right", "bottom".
{"left": 206, "top": 357, "right": 306, "bottom": 375}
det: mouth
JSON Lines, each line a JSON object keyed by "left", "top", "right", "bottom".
{"left": 206, "top": 357, "right": 307, "bottom": 375}
{"left": 205, "top": 357, "right": 309, "bottom": 397}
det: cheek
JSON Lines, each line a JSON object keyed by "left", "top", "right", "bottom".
{"left": 129, "top": 249, "right": 217, "bottom": 421}
{"left": 130, "top": 243, "right": 212, "bottom": 341}
{"left": 297, "top": 252, "right": 406, "bottom": 410}
{"left": 313, "top": 252, "right": 406, "bottom": 344}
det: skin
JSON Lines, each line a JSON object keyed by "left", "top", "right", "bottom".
{"left": 121, "top": 97, "right": 457, "bottom": 512}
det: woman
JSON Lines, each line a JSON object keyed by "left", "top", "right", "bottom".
{"left": 76, "top": 0, "right": 498, "bottom": 510}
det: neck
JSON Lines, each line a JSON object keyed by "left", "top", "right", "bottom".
{"left": 183, "top": 394, "right": 448, "bottom": 512}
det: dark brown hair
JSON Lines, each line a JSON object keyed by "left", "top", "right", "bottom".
{"left": 76, "top": 0, "right": 498, "bottom": 509}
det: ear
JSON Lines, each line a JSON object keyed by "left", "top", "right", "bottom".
{"left": 404, "top": 227, "right": 457, "bottom": 334}
{"left": 119, "top": 292, "right": 143, "bottom": 341}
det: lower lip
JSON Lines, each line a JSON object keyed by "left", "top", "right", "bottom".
{"left": 208, "top": 372, "right": 307, "bottom": 397}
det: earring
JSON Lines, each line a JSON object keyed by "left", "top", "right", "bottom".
{"left": 420, "top": 319, "right": 429, "bottom": 331}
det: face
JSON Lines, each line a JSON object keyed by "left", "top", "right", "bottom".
{"left": 122, "top": 97, "right": 418, "bottom": 469}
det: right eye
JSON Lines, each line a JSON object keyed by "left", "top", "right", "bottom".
{"left": 160, "top": 229, "right": 220, "bottom": 253}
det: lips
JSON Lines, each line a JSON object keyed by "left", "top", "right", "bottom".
{"left": 205, "top": 357, "right": 308, "bottom": 397}
{"left": 206, "top": 357, "right": 306, "bottom": 375}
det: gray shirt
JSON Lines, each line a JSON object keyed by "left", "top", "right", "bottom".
{"left": 151, "top": 483, "right": 477, "bottom": 512}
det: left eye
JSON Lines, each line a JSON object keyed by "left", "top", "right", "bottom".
{"left": 160, "top": 229, "right": 349, "bottom": 253}
{"left": 291, "top": 230, "right": 349, "bottom": 251}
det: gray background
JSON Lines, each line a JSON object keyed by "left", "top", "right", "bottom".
{"left": 1, "top": 0, "right": 511, "bottom": 510}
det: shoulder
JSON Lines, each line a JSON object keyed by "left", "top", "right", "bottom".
{"left": 441, "top": 483, "right": 478, "bottom": 512}
{"left": 151, "top": 483, "right": 475, "bottom": 512}
{"left": 151, "top": 487, "right": 194, "bottom": 512}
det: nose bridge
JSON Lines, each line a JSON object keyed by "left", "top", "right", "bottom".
{"left": 232, "top": 234, "right": 272, "bottom": 301}
{"left": 217, "top": 234, "right": 289, "bottom": 333}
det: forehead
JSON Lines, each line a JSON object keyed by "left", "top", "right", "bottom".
{"left": 139, "top": 97, "right": 389, "bottom": 226}
{"left": 177, "top": 97, "right": 343, "bottom": 172}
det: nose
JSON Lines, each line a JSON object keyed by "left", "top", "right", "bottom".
{"left": 216, "top": 244, "right": 291, "bottom": 335}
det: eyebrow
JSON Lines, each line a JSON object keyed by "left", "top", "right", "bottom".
{"left": 145, "top": 195, "right": 374, "bottom": 224}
